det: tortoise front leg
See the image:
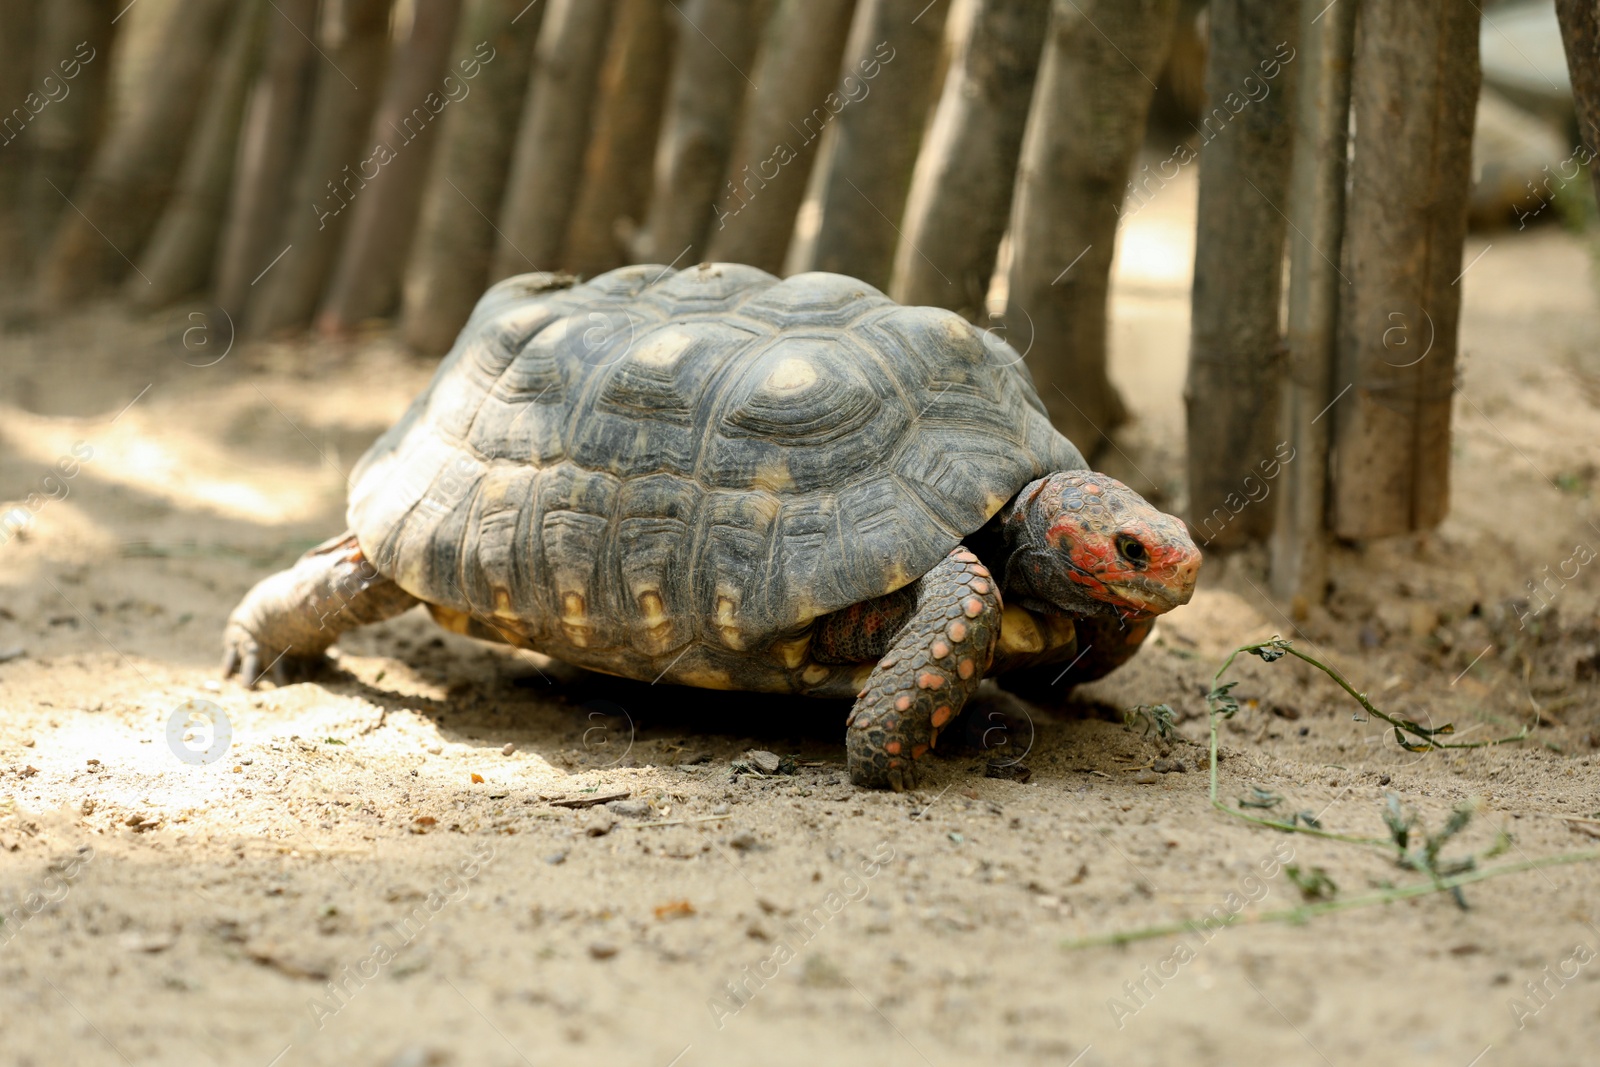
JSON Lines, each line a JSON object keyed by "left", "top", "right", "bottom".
{"left": 222, "top": 532, "right": 418, "bottom": 688}
{"left": 846, "top": 547, "right": 1002, "bottom": 790}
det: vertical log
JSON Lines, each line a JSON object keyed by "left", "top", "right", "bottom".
{"left": 1331, "top": 0, "right": 1479, "bottom": 538}
{"left": 212, "top": 0, "right": 318, "bottom": 318}
{"left": 704, "top": 0, "right": 857, "bottom": 273}
{"left": 35, "top": 0, "right": 234, "bottom": 305}
{"left": 1269, "top": 0, "right": 1356, "bottom": 609}
{"left": 26, "top": 0, "right": 117, "bottom": 256}
{"left": 890, "top": 0, "right": 1049, "bottom": 319}
{"left": 0, "top": 0, "right": 40, "bottom": 285}
{"left": 561, "top": 0, "right": 674, "bottom": 278}
{"left": 246, "top": 0, "right": 395, "bottom": 336}
{"left": 318, "top": 0, "right": 465, "bottom": 332}
{"left": 1556, "top": 0, "right": 1600, "bottom": 211}
{"left": 637, "top": 0, "right": 769, "bottom": 266}
{"left": 804, "top": 0, "right": 946, "bottom": 288}
{"left": 133, "top": 1, "right": 266, "bottom": 308}
{"left": 1004, "top": 0, "right": 1176, "bottom": 453}
{"left": 491, "top": 0, "right": 616, "bottom": 280}
{"left": 400, "top": 0, "right": 543, "bottom": 352}
{"left": 1183, "top": 0, "right": 1299, "bottom": 549}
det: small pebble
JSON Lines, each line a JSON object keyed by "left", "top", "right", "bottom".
{"left": 746, "top": 750, "right": 782, "bottom": 775}
{"left": 1378, "top": 774, "right": 1392, "bottom": 785}
{"left": 1132, "top": 770, "right": 1158, "bottom": 785}
{"left": 545, "top": 850, "right": 568, "bottom": 865}
{"left": 502, "top": 742, "right": 516, "bottom": 756}
{"left": 588, "top": 943, "right": 618, "bottom": 960}
{"left": 607, "top": 799, "right": 652, "bottom": 818}
{"left": 712, "top": 803, "right": 730, "bottom": 816}
{"left": 1152, "top": 758, "right": 1187, "bottom": 774}
{"left": 425, "top": 744, "right": 442, "bottom": 755}
{"left": 585, "top": 814, "right": 616, "bottom": 837}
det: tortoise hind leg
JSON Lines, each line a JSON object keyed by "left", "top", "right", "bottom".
{"left": 846, "top": 547, "right": 1003, "bottom": 790}
{"left": 222, "top": 532, "right": 418, "bottom": 688}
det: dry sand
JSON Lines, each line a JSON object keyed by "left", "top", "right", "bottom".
{"left": 3, "top": 175, "right": 1600, "bottom": 1066}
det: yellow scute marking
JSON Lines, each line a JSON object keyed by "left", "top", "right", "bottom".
{"left": 677, "top": 666, "right": 734, "bottom": 689}
{"left": 753, "top": 460, "right": 794, "bottom": 492}
{"left": 765, "top": 357, "right": 817, "bottom": 391}
{"left": 998, "top": 605, "right": 1044, "bottom": 654}
{"left": 632, "top": 328, "right": 694, "bottom": 367}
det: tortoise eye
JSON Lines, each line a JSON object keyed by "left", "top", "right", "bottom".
{"left": 1117, "top": 536, "right": 1148, "bottom": 565}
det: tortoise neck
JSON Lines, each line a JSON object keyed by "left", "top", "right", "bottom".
{"left": 984, "top": 475, "right": 1122, "bottom": 620}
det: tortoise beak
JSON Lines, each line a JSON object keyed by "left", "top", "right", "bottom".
{"left": 1109, "top": 547, "right": 1201, "bottom": 615}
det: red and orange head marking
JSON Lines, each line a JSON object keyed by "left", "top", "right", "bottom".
{"left": 1031, "top": 471, "right": 1200, "bottom": 617}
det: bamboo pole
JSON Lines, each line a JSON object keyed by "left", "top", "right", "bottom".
{"left": 799, "top": 0, "right": 945, "bottom": 288}
{"left": 491, "top": 0, "right": 616, "bottom": 280}
{"left": 26, "top": 0, "right": 117, "bottom": 259}
{"left": 890, "top": 0, "right": 1049, "bottom": 320}
{"left": 1184, "top": 0, "right": 1300, "bottom": 550}
{"left": 247, "top": 0, "right": 395, "bottom": 337}
{"left": 318, "top": 0, "right": 466, "bottom": 332}
{"left": 637, "top": 0, "right": 769, "bottom": 266}
{"left": 212, "top": 0, "right": 318, "bottom": 318}
{"left": 1269, "top": 0, "right": 1356, "bottom": 611}
{"left": 1556, "top": 0, "right": 1600, "bottom": 211}
{"left": 704, "top": 0, "right": 857, "bottom": 273}
{"left": 1004, "top": 0, "right": 1177, "bottom": 454}
{"left": 400, "top": 0, "right": 542, "bottom": 352}
{"left": 36, "top": 0, "right": 235, "bottom": 306}
{"left": 0, "top": 0, "right": 39, "bottom": 286}
{"left": 132, "top": 1, "right": 265, "bottom": 309}
{"left": 562, "top": 0, "right": 675, "bottom": 278}
{"left": 1330, "top": 0, "right": 1479, "bottom": 538}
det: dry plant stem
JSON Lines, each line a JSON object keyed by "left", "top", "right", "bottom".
{"left": 1205, "top": 638, "right": 1528, "bottom": 847}
{"left": 1062, "top": 849, "right": 1600, "bottom": 950}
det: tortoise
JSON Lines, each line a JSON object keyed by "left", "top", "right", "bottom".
{"left": 223, "top": 264, "right": 1200, "bottom": 789}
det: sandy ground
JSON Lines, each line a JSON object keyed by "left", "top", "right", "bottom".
{"left": 4, "top": 169, "right": 1600, "bottom": 1067}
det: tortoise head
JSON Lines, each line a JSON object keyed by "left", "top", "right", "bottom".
{"left": 1001, "top": 471, "right": 1201, "bottom": 620}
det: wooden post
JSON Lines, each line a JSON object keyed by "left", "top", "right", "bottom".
{"left": 890, "top": 0, "right": 1049, "bottom": 320}
{"left": 26, "top": 0, "right": 117, "bottom": 259}
{"left": 318, "top": 0, "right": 465, "bottom": 332}
{"left": 1184, "top": 0, "right": 1300, "bottom": 550}
{"left": 400, "top": 0, "right": 541, "bottom": 352}
{"left": 1556, "top": 0, "right": 1600, "bottom": 211}
{"left": 490, "top": 0, "right": 616, "bottom": 280}
{"left": 1269, "top": 0, "right": 1356, "bottom": 609}
{"left": 1004, "top": 0, "right": 1177, "bottom": 454}
{"left": 247, "top": 0, "right": 395, "bottom": 336}
{"left": 562, "top": 0, "right": 676, "bottom": 278}
{"left": 1330, "top": 0, "right": 1479, "bottom": 539}
{"left": 212, "top": 0, "right": 318, "bottom": 318}
{"left": 133, "top": 1, "right": 265, "bottom": 308}
{"left": 36, "top": 0, "right": 235, "bottom": 306}
{"left": 802, "top": 0, "right": 946, "bottom": 289}
{"left": 704, "top": 0, "right": 857, "bottom": 274}
{"left": 638, "top": 0, "right": 769, "bottom": 266}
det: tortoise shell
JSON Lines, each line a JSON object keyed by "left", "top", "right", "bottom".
{"left": 347, "top": 264, "right": 1085, "bottom": 695}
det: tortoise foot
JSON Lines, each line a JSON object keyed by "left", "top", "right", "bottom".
{"left": 221, "top": 531, "right": 417, "bottom": 689}
{"left": 845, "top": 547, "right": 1002, "bottom": 790}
